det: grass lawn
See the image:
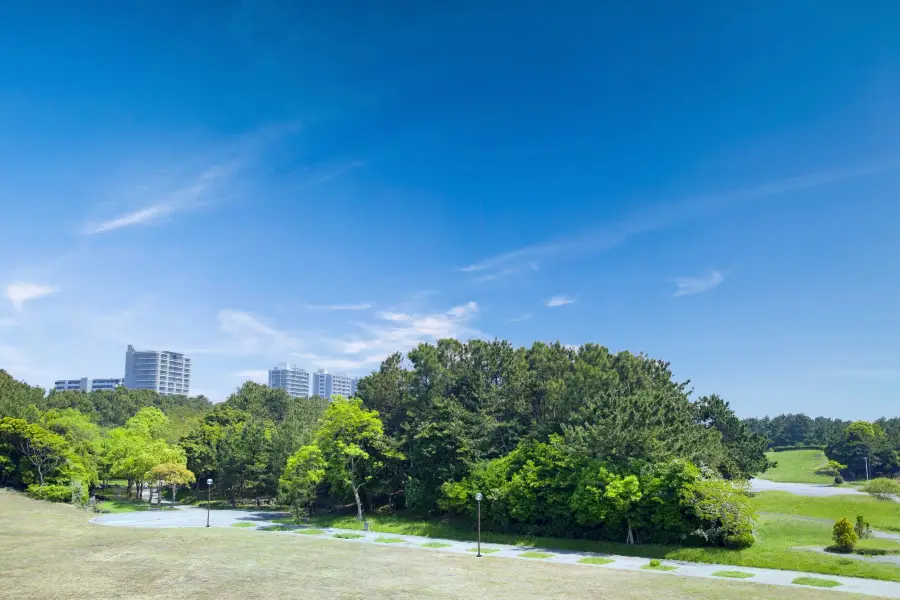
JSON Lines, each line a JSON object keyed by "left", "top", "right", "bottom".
{"left": 422, "top": 542, "right": 452, "bottom": 548}
{"left": 750, "top": 491, "right": 900, "bottom": 533}
{"left": 95, "top": 499, "right": 175, "bottom": 513}
{"left": 467, "top": 547, "right": 501, "bottom": 554}
{"left": 857, "top": 538, "right": 900, "bottom": 551}
{"left": 792, "top": 577, "right": 842, "bottom": 588}
{"left": 1, "top": 490, "right": 843, "bottom": 600}
{"left": 712, "top": 571, "right": 755, "bottom": 579}
{"left": 759, "top": 450, "right": 833, "bottom": 484}
{"left": 230, "top": 522, "right": 256, "bottom": 528}
{"left": 641, "top": 563, "right": 677, "bottom": 572}
{"left": 579, "top": 557, "right": 615, "bottom": 565}
{"left": 310, "top": 506, "right": 900, "bottom": 582}
{"left": 293, "top": 529, "right": 325, "bottom": 535}
{"left": 374, "top": 536, "right": 407, "bottom": 544}
{"left": 332, "top": 532, "right": 363, "bottom": 539}
{"left": 520, "top": 551, "right": 554, "bottom": 559}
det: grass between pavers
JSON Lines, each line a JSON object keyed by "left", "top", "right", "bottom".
{"left": 792, "top": 577, "right": 842, "bottom": 588}
{"left": 466, "top": 548, "right": 501, "bottom": 554}
{"left": 310, "top": 510, "right": 900, "bottom": 582}
{"left": 293, "top": 529, "right": 325, "bottom": 535}
{"left": 422, "top": 542, "right": 453, "bottom": 548}
{"left": 230, "top": 522, "right": 256, "bottom": 528}
{"left": 712, "top": 571, "right": 755, "bottom": 579}
{"left": 333, "top": 532, "right": 364, "bottom": 539}
{"left": 642, "top": 563, "right": 677, "bottom": 572}
{"left": 2, "top": 490, "right": 842, "bottom": 600}
{"left": 95, "top": 499, "right": 175, "bottom": 513}
{"left": 374, "top": 536, "right": 406, "bottom": 544}
{"left": 750, "top": 491, "right": 900, "bottom": 533}
{"left": 759, "top": 450, "right": 833, "bottom": 484}
{"left": 260, "top": 524, "right": 295, "bottom": 532}
{"left": 520, "top": 551, "right": 554, "bottom": 559}
{"left": 579, "top": 557, "right": 615, "bottom": 565}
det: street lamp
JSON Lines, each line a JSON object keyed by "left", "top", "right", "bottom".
{"left": 864, "top": 457, "right": 870, "bottom": 482}
{"left": 206, "top": 478, "right": 213, "bottom": 528}
{"left": 475, "top": 492, "right": 483, "bottom": 557}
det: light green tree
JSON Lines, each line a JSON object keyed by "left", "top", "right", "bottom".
{"left": 149, "top": 462, "right": 195, "bottom": 507}
{"left": 279, "top": 445, "right": 326, "bottom": 519}
{"left": 312, "top": 396, "right": 401, "bottom": 520}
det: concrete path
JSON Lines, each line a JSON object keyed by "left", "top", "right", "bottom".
{"left": 751, "top": 479, "right": 900, "bottom": 504}
{"left": 92, "top": 507, "right": 900, "bottom": 598}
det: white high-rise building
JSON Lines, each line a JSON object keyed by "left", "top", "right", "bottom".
{"left": 124, "top": 345, "right": 191, "bottom": 396}
{"left": 312, "top": 369, "right": 353, "bottom": 400}
{"left": 268, "top": 363, "right": 310, "bottom": 398}
{"left": 54, "top": 378, "right": 89, "bottom": 392}
{"left": 351, "top": 377, "right": 361, "bottom": 396}
{"left": 53, "top": 377, "right": 124, "bottom": 393}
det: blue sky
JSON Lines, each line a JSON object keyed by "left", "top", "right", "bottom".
{"left": 2, "top": 2, "right": 900, "bottom": 418}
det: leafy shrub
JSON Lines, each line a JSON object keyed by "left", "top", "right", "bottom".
{"left": 832, "top": 518, "right": 858, "bottom": 551}
{"left": 855, "top": 548, "right": 888, "bottom": 556}
{"left": 648, "top": 559, "right": 661, "bottom": 567}
{"left": 854, "top": 515, "right": 872, "bottom": 540}
{"left": 834, "top": 475, "right": 844, "bottom": 485}
{"left": 26, "top": 484, "right": 72, "bottom": 503}
{"left": 815, "top": 460, "right": 847, "bottom": 477}
{"left": 723, "top": 532, "right": 755, "bottom": 549}
{"left": 824, "top": 544, "right": 854, "bottom": 554}
{"left": 863, "top": 477, "right": 900, "bottom": 500}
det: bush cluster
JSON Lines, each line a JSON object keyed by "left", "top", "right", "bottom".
{"left": 26, "top": 484, "right": 72, "bottom": 503}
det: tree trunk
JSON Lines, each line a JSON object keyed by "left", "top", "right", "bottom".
{"left": 626, "top": 523, "right": 635, "bottom": 545}
{"left": 172, "top": 484, "right": 177, "bottom": 508}
{"left": 352, "top": 485, "right": 364, "bottom": 521}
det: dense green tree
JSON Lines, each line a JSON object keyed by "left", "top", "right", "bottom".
{"left": 693, "top": 395, "right": 769, "bottom": 479}
{"left": 826, "top": 421, "right": 898, "bottom": 479}
{"left": 310, "top": 396, "right": 401, "bottom": 520}
{"left": 0, "top": 417, "right": 71, "bottom": 486}
{"left": 279, "top": 445, "right": 326, "bottom": 518}
{"left": 0, "top": 370, "right": 46, "bottom": 420}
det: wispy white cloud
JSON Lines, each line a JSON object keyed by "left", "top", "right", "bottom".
{"left": 460, "top": 160, "right": 900, "bottom": 280}
{"left": 5, "top": 282, "right": 58, "bottom": 311}
{"left": 231, "top": 369, "right": 269, "bottom": 383}
{"left": 673, "top": 271, "right": 726, "bottom": 297}
{"left": 83, "top": 161, "right": 242, "bottom": 234}
{"left": 546, "top": 296, "right": 575, "bottom": 307}
{"left": 189, "top": 309, "right": 304, "bottom": 357}
{"left": 325, "top": 301, "right": 483, "bottom": 359}
{"left": 507, "top": 313, "right": 532, "bottom": 323}
{"left": 832, "top": 368, "right": 900, "bottom": 380}
{"left": 304, "top": 303, "right": 373, "bottom": 312}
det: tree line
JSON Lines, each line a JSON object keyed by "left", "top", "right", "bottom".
{"left": 743, "top": 412, "right": 900, "bottom": 479}
{"left": 0, "top": 341, "right": 792, "bottom": 550}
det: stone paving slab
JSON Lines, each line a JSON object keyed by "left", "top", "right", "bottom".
{"left": 92, "top": 506, "right": 900, "bottom": 599}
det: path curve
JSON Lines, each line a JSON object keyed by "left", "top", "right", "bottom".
{"left": 92, "top": 506, "right": 900, "bottom": 599}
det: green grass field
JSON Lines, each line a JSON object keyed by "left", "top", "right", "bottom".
{"left": 751, "top": 491, "right": 900, "bottom": 533}
{"left": 713, "top": 571, "right": 755, "bottom": 579}
{"left": 1, "top": 490, "right": 839, "bottom": 600}
{"left": 759, "top": 450, "right": 834, "bottom": 484}
{"left": 308, "top": 493, "right": 900, "bottom": 582}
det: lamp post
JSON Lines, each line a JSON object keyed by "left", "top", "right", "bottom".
{"left": 864, "top": 457, "right": 870, "bottom": 482}
{"left": 206, "top": 478, "right": 213, "bottom": 528}
{"left": 475, "top": 492, "right": 483, "bottom": 557}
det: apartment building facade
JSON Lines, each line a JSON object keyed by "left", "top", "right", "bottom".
{"left": 124, "top": 344, "right": 191, "bottom": 396}
{"left": 268, "top": 363, "right": 310, "bottom": 398}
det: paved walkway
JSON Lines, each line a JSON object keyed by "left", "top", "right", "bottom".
{"left": 751, "top": 479, "right": 900, "bottom": 503}
{"left": 92, "top": 507, "right": 900, "bottom": 598}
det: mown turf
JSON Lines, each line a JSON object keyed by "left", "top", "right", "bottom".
{"left": 293, "top": 529, "right": 325, "bottom": 535}
{"left": 374, "top": 536, "right": 407, "bottom": 544}
{"left": 466, "top": 548, "right": 501, "bottom": 554}
{"left": 713, "top": 571, "right": 755, "bottom": 579}
{"left": 750, "top": 491, "right": 900, "bottom": 533}
{"left": 2, "top": 490, "right": 835, "bottom": 600}
{"left": 332, "top": 532, "right": 364, "bottom": 539}
{"left": 578, "top": 557, "right": 614, "bottom": 565}
{"left": 759, "top": 450, "right": 833, "bottom": 484}
{"left": 230, "top": 522, "right": 256, "bottom": 528}
{"left": 519, "top": 551, "right": 554, "bottom": 559}
{"left": 641, "top": 564, "right": 677, "bottom": 572}
{"left": 422, "top": 542, "right": 452, "bottom": 548}
{"left": 792, "top": 577, "right": 841, "bottom": 588}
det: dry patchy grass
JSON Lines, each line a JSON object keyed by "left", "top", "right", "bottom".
{"left": 0, "top": 490, "right": 881, "bottom": 600}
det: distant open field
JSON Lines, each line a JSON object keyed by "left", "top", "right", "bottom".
{"left": 0, "top": 489, "right": 876, "bottom": 600}
{"left": 760, "top": 449, "right": 834, "bottom": 484}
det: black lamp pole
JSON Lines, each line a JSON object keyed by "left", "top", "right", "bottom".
{"left": 206, "top": 478, "right": 212, "bottom": 527}
{"left": 475, "top": 492, "right": 483, "bottom": 557}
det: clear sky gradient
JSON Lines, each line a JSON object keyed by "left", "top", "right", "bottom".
{"left": 2, "top": 2, "right": 899, "bottom": 417}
